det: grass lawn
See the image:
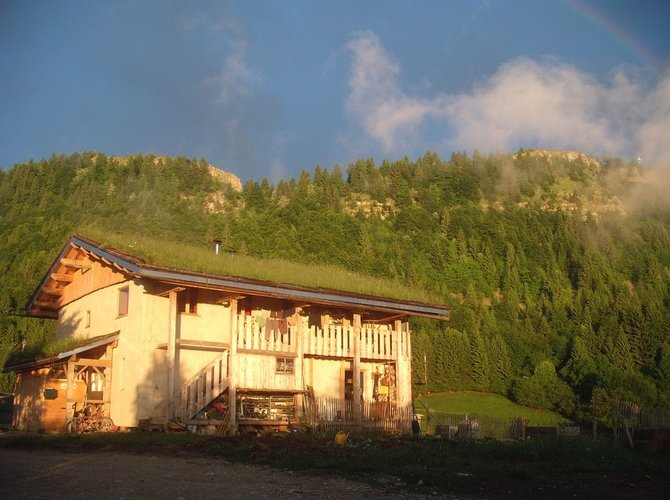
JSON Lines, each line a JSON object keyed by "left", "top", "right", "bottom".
{"left": 415, "top": 391, "right": 571, "bottom": 427}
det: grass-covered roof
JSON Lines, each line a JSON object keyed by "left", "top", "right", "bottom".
{"left": 76, "top": 227, "right": 443, "bottom": 307}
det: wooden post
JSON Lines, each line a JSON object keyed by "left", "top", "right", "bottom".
{"left": 166, "top": 289, "right": 178, "bottom": 420}
{"left": 294, "top": 307, "right": 304, "bottom": 421}
{"left": 103, "top": 343, "right": 114, "bottom": 417}
{"left": 406, "top": 321, "right": 413, "bottom": 418}
{"left": 228, "top": 299, "right": 238, "bottom": 433}
{"left": 394, "top": 320, "right": 404, "bottom": 408}
{"left": 353, "top": 313, "right": 362, "bottom": 424}
{"left": 65, "top": 360, "right": 76, "bottom": 422}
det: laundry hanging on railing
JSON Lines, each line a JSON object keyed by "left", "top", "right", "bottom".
{"left": 265, "top": 310, "right": 288, "bottom": 339}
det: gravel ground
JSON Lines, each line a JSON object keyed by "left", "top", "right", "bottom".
{"left": 0, "top": 448, "right": 442, "bottom": 499}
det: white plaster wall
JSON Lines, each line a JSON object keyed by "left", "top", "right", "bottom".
{"left": 56, "top": 281, "right": 132, "bottom": 341}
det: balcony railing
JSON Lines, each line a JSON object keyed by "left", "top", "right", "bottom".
{"left": 235, "top": 315, "right": 407, "bottom": 361}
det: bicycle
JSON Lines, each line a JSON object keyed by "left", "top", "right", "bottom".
{"left": 65, "top": 402, "right": 114, "bottom": 434}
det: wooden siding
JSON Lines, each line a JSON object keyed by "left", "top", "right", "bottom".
{"left": 12, "top": 370, "right": 86, "bottom": 432}
{"left": 236, "top": 353, "right": 297, "bottom": 392}
{"left": 59, "top": 250, "right": 127, "bottom": 309}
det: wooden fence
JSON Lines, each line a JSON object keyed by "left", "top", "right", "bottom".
{"left": 425, "top": 410, "right": 514, "bottom": 440}
{"left": 309, "top": 397, "right": 413, "bottom": 436}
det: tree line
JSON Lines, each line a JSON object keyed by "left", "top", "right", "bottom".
{"left": 1, "top": 150, "right": 669, "bottom": 425}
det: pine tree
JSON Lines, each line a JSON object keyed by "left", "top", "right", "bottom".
{"left": 489, "top": 334, "right": 512, "bottom": 393}
{"left": 561, "top": 336, "right": 598, "bottom": 401}
{"left": 470, "top": 331, "right": 491, "bottom": 391}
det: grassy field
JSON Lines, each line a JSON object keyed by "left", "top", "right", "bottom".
{"left": 415, "top": 391, "right": 572, "bottom": 427}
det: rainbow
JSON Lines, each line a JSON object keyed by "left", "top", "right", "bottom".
{"left": 567, "top": 0, "right": 663, "bottom": 72}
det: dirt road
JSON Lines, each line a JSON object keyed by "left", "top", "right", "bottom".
{"left": 0, "top": 448, "right": 433, "bottom": 499}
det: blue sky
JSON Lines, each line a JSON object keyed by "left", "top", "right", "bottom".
{"left": 2, "top": 0, "right": 669, "bottom": 182}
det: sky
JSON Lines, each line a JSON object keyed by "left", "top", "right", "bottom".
{"left": 1, "top": 0, "right": 669, "bottom": 182}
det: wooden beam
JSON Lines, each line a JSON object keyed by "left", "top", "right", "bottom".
{"left": 237, "top": 348, "right": 297, "bottom": 358}
{"left": 352, "top": 313, "right": 362, "bottom": 424}
{"left": 177, "top": 339, "right": 229, "bottom": 350}
{"left": 215, "top": 294, "right": 246, "bottom": 304}
{"left": 236, "top": 388, "right": 305, "bottom": 394}
{"left": 29, "top": 309, "right": 58, "bottom": 319}
{"left": 43, "top": 287, "right": 63, "bottom": 296}
{"left": 156, "top": 340, "right": 230, "bottom": 351}
{"left": 157, "top": 286, "right": 185, "bottom": 298}
{"left": 60, "top": 258, "right": 91, "bottom": 271}
{"left": 73, "top": 358, "right": 111, "bottom": 368}
{"left": 166, "top": 289, "right": 179, "bottom": 420}
{"left": 294, "top": 307, "right": 305, "bottom": 421}
{"left": 51, "top": 273, "right": 73, "bottom": 283}
{"left": 104, "top": 344, "right": 114, "bottom": 417}
{"left": 112, "top": 262, "right": 124, "bottom": 271}
{"left": 33, "top": 299, "right": 58, "bottom": 308}
{"left": 65, "top": 361, "right": 76, "bottom": 421}
{"left": 394, "top": 320, "right": 404, "bottom": 407}
{"left": 372, "top": 313, "right": 406, "bottom": 323}
{"left": 228, "top": 299, "right": 238, "bottom": 433}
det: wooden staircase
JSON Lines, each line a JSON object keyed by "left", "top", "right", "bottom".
{"left": 177, "top": 352, "right": 229, "bottom": 423}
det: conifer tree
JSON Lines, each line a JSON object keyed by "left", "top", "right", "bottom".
{"left": 470, "top": 331, "right": 491, "bottom": 391}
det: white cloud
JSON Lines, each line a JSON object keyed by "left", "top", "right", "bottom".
{"left": 204, "top": 39, "right": 259, "bottom": 106}
{"left": 446, "top": 59, "right": 634, "bottom": 155}
{"left": 345, "top": 32, "right": 670, "bottom": 166}
{"left": 636, "top": 73, "right": 670, "bottom": 165}
{"left": 346, "top": 32, "right": 440, "bottom": 153}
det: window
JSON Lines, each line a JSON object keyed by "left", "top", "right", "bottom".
{"left": 118, "top": 286, "right": 129, "bottom": 317}
{"left": 275, "top": 357, "right": 294, "bottom": 374}
{"left": 43, "top": 388, "right": 58, "bottom": 400}
{"left": 177, "top": 288, "right": 198, "bottom": 314}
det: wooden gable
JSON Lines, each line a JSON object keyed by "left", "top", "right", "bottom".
{"left": 27, "top": 242, "right": 132, "bottom": 319}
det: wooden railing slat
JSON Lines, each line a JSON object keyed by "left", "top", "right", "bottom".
{"left": 177, "top": 351, "right": 229, "bottom": 422}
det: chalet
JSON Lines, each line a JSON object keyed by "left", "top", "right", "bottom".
{"left": 6, "top": 235, "right": 448, "bottom": 433}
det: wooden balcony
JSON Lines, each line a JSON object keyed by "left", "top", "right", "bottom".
{"left": 235, "top": 314, "right": 409, "bottom": 361}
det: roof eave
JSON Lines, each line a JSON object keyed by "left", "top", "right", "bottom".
{"left": 3, "top": 332, "right": 119, "bottom": 373}
{"left": 25, "top": 235, "right": 449, "bottom": 321}
{"left": 141, "top": 267, "right": 448, "bottom": 319}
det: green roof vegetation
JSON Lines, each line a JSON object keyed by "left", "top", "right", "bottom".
{"left": 78, "top": 226, "right": 442, "bottom": 305}
{"left": 4, "top": 336, "right": 96, "bottom": 368}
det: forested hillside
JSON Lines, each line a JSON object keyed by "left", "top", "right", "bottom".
{"left": 2, "top": 151, "right": 670, "bottom": 423}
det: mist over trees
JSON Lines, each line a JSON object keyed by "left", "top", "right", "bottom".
{"left": 1, "top": 150, "right": 669, "bottom": 423}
